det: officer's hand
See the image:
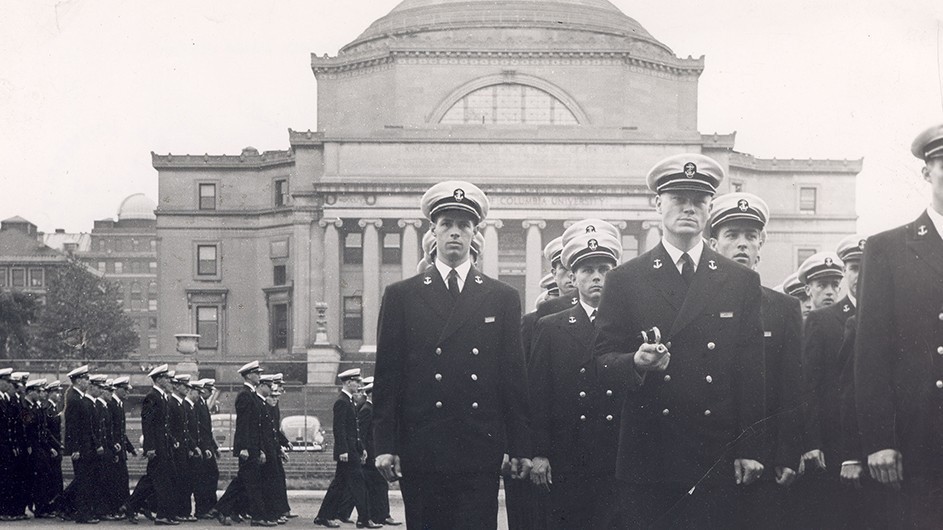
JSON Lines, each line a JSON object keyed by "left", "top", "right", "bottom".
{"left": 798, "top": 449, "right": 826, "bottom": 475}
{"left": 376, "top": 454, "right": 402, "bottom": 482}
{"left": 204, "top": 449, "right": 213, "bottom": 459}
{"left": 339, "top": 452, "right": 349, "bottom": 462}
{"left": 868, "top": 449, "right": 903, "bottom": 487}
{"left": 501, "top": 453, "right": 512, "bottom": 475}
{"left": 775, "top": 466, "right": 796, "bottom": 487}
{"left": 841, "top": 462, "right": 864, "bottom": 489}
{"left": 634, "top": 343, "right": 670, "bottom": 372}
{"left": 239, "top": 449, "right": 249, "bottom": 461}
{"left": 50, "top": 449, "right": 58, "bottom": 458}
{"left": 734, "top": 458, "right": 764, "bottom": 485}
{"left": 510, "top": 457, "right": 533, "bottom": 480}
{"left": 71, "top": 451, "right": 81, "bottom": 461}
{"left": 145, "top": 450, "right": 156, "bottom": 460}
{"left": 530, "top": 457, "right": 552, "bottom": 490}
{"left": 362, "top": 450, "right": 368, "bottom": 461}
{"left": 96, "top": 446, "right": 105, "bottom": 456}
{"left": 259, "top": 451, "right": 267, "bottom": 464}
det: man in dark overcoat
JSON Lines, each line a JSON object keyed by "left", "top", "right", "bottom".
{"left": 373, "top": 180, "right": 533, "bottom": 530}
{"left": 593, "top": 154, "right": 767, "bottom": 528}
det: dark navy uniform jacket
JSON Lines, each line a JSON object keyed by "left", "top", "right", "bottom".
{"left": 373, "top": 265, "right": 532, "bottom": 474}
{"left": 760, "top": 287, "right": 804, "bottom": 472}
{"left": 856, "top": 211, "right": 943, "bottom": 479}
{"left": 593, "top": 243, "right": 766, "bottom": 486}
{"left": 801, "top": 295, "right": 856, "bottom": 470}
{"left": 521, "top": 293, "right": 579, "bottom": 362}
{"left": 529, "top": 303, "right": 621, "bottom": 475}
{"left": 332, "top": 391, "right": 362, "bottom": 462}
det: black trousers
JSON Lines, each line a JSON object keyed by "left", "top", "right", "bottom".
{"left": 616, "top": 481, "right": 741, "bottom": 529}
{"left": 216, "top": 458, "right": 268, "bottom": 520}
{"left": 400, "top": 471, "right": 500, "bottom": 530}
{"left": 31, "top": 452, "right": 62, "bottom": 516}
{"left": 67, "top": 452, "right": 99, "bottom": 522}
{"left": 547, "top": 471, "right": 616, "bottom": 530}
{"left": 193, "top": 455, "right": 219, "bottom": 516}
{"left": 127, "top": 453, "right": 176, "bottom": 519}
{"left": 316, "top": 460, "right": 370, "bottom": 523}
{"left": 504, "top": 471, "right": 550, "bottom": 530}
{"left": 364, "top": 464, "right": 391, "bottom": 521}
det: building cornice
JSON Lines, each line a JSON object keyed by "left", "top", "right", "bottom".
{"left": 728, "top": 151, "right": 863, "bottom": 174}
{"left": 311, "top": 48, "right": 704, "bottom": 78}
{"left": 314, "top": 182, "right": 650, "bottom": 196}
{"left": 151, "top": 150, "right": 294, "bottom": 170}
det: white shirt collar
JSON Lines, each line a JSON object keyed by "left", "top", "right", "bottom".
{"left": 579, "top": 300, "right": 597, "bottom": 321}
{"left": 96, "top": 397, "right": 107, "bottom": 405}
{"left": 152, "top": 385, "right": 166, "bottom": 398}
{"left": 171, "top": 394, "right": 183, "bottom": 403}
{"left": 662, "top": 237, "right": 704, "bottom": 274}
{"left": 927, "top": 206, "right": 943, "bottom": 238}
{"left": 73, "top": 387, "right": 86, "bottom": 398}
{"left": 113, "top": 395, "right": 123, "bottom": 405}
{"left": 243, "top": 381, "right": 256, "bottom": 392}
{"left": 185, "top": 397, "right": 195, "bottom": 406}
{"left": 434, "top": 257, "right": 472, "bottom": 292}
{"left": 341, "top": 388, "right": 353, "bottom": 399}
{"left": 847, "top": 292, "right": 857, "bottom": 308}
{"left": 84, "top": 393, "right": 96, "bottom": 402}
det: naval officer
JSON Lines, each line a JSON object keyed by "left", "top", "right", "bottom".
{"left": 593, "top": 154, "right": 767, "bottom": 528}
{"left": 373, "top": 180, "right": 532, "bottom": 530}
{"left": 855, "top": 123, "right": 943, "bottom": 527}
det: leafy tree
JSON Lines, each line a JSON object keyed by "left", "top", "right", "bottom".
{"left": 31, "top": 261, "right": 138, "bottom": 359}
{"left": 0, "top": 290, "right": 40, "bottom": 358}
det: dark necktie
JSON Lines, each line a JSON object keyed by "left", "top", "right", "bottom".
{"left": 680, "top": 252, "right": 695, "bottom": 285}
{"left": 447, "top": 269, "right": 460, "bottom": 300}
{"left": 590, "top": 310, "right": 598, "bottom": 328}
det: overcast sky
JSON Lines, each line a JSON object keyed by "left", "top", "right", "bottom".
{"left": 1, "top": 0, "right": 942, "bottom": 235}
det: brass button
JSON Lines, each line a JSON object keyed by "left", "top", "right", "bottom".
{"left": 579, "top": 415, "right": 586, "bottom": 421}
{"left": 705, "top": 375, "right": 713, "bottom": 384}
{"left": 579, "top": 391, "right": 587, "bottom": 398}
{"left": 471, "top": 374, "right": 478, "bottom": 381}
{"left": 471, "top": 402, "right": 479, "bottom": 409}
{"left": 471, "top": 348, "right": 479, "bottom": 355}
{"left": 937, "top": 346, "right": 943, "bottom": 355}
{"left": 937, "top": 381, "right": 943, "bottom": 389}
{"left": 939, "top": 313, "right": 943, "bottom": 321}
{"left": 704, "top": 409, "right": 712, "bottom": 416}
{"left": 707, "top": 342, "right": 716, "bottom": 350}
{"left": 606, "top": 390, "right": 613, "bottom": 397}
{"left": 435, "top": 373, "right": 442, "bottom": 382}
{"left": 606, "top": 415, "right": 613, "bottom": 421}
{"left": 664, "top": 375, "right": 671, "bottom": 382}
{"left": 662, "top": 409, "right": 670, "bottom": 416}
{"left": 580, "top": 368, "right": 586, "bottom": 374}
{"left": 435, "top": 348, "right": 442, "bottom": 355}
{"left": 435, "top": 401, "right": 443, "bottom": 408}
{"left": 665, "top": 341, "right": 672, "bottom": 349}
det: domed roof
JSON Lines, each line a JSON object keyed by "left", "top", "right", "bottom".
{"left": 117, "top": 193, "right": 157, "bottom": 221}
{"left": 343, "top": 0, "right": 670, "bottom": 54}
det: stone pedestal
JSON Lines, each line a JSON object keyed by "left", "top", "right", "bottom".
{"left": 307, "top": 343, "right": 343, "bottom": 385}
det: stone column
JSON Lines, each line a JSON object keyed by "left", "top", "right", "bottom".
{"left": 291, "top": 219, "right": 311, "bottom": 353}
{"left": 309, "top": 220, "right": 325, "bottom": 340}
{"left": 319, "top": 218, "right": 343, "bottom": 345}
{"left": 522, "top": 220, "right": 546, "bottom": 310}
{"left": 642, "top": 221, "right": 662, "bottom": 252}
{"left": 359, "top": 219, "right": 383, "bottom": 352}
{"left": 481, "top": 219, "right": 503, "bottom": 277}
{"left": 398, "top": 219, "right": 422, "bottom": 279}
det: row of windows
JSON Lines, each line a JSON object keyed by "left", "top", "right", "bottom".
{"left": 343, "top": 232, "right": 404, "bottom": 264}
{"left": 193, "top": 302, "right": 291, "bottom": 352}
{"left": 0, "top": 267, "right": 44, "bottom": 288}
{"left": 94, "top": 238, "right": 157, "bottom": 253}
{"left": 198, "top": 179, "right": 289, "bottom": 211}
{"left": 96, "top": 260, "right": 157, "bottom": 275}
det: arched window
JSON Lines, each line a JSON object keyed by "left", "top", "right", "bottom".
{"left": 440, "top": 84, "right": 579, "bottom": 125}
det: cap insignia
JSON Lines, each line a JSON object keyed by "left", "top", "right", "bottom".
{"left": 568, "top": 316, "right": 577, "bottom": 324}
{"left": 474, "top": 275, "right": 483, "bottom": 284}
{"left": 588, "top": 239, "right": 599, "bottom": 251}
{"left": 737, "top": 199, "right": 750, "bottom": 212}
{"left": 918, "top": 225, "right": 928, "bottom": 237}
{"left": 586, "top": 225, "right": 596, "bottom": 233}
{"left": 423, "top": 276, "right": 432, "bottom": 286}
{"left": 708, "top": 260, "right": 717, "bottom": 271}
{"left": 824, "top": 257, "right": 833, "bottom": 267}
{"left": 683, "top": 162, "right": 697, "bottom": 178}
{"left": 453, "top": 189, "right": 465, "bottom": 202}
{"left": 653, "top": 258, "right": 663, "bottom": 269}
{"left": 858, "top": 239, "right": 866, "bottom": 250}
{"left": 843, "top": 304, "right": 851, "bottom": 313}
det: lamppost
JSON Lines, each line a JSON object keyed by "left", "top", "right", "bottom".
{"left": 174, "top": 333, "right": 200, "bottom": 376}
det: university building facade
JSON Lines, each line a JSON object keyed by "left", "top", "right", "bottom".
{"left": 153, "top": 0, "right": 860, "bottom": 382}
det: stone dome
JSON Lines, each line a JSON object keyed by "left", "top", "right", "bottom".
{"left": 117, "top": 193, "right": 157, "bottom": 221}
{"left": 342, "top": 0, "right": 671, "bottom": 54}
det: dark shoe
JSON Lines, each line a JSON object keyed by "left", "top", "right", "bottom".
{"left": 75, "top": 519, "right": 100, "bottom": 525}
{"left": 283, "top": 512, "right": 298, "bottom": 519}
{"left": 127, "top": 513, "right": 140, "bottom": 524}
{"left": 382, "top": 517, "right": 402, "bottom": 526}
{"left": 154, "top": 517, "right": 180, "bottom": 525}
{"left": 180, "top": 515, "right": 198, "bottom": 522}
{"left": 250, "top": 521, "right": 277, "bottom": 527}
{"left": 313, "top": 518, "right": 341, "bottom": 528}
{"left": 339, "top": 518, "right": 354, "bottom": 524}
{"left": 216, "top": 512, "right": 232, "bottom": 526}
{"left": 357, "top": 522, "right": 383, "bottom": 529}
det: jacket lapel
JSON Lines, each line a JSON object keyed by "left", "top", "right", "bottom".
{"left": 647, "top": 243, "right": 686, "bottom": 312}
{"left": 905, "top": 211, "right": 943, "bottom": 280}
{"left": 417, "top": 265, "right": 454, "bottom": 323}
{"left": 438, "top": 267, "right": 492, "bottom": 343}
{"left": 561, "top": 305, "right": 596, "bottom": 364}
{"left": 669, "top": 247, "right": 728, "bottom": 338}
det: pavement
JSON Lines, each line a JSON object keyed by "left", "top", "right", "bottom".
{"left": 0, "top": 491, "right": 511, "bottom": 529}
